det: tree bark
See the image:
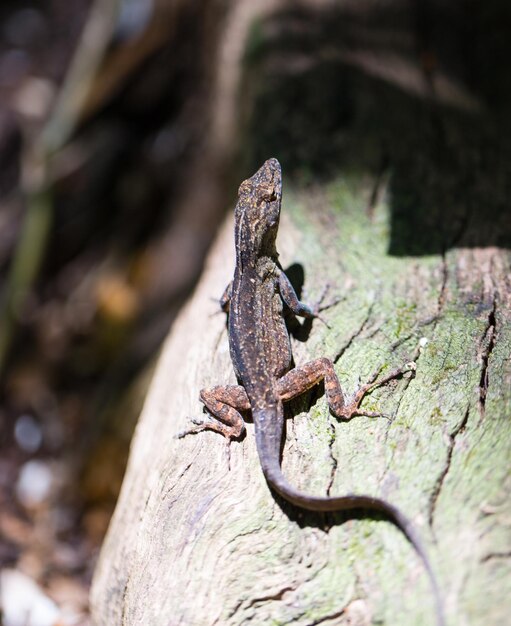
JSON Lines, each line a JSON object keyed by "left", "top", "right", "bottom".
{"left": 90, "top": 175, "right": 511, "bottom": 625}
{"left": 90, "top": 1, "right": 511, "bottom": 624}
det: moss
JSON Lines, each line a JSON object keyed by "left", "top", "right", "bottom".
{"left": 429, "top": 406, "right": 445, "bottom": 426}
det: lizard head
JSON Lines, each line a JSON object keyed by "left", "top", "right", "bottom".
{"left": 235, "top": 158, "right": 282, "bottom": 255}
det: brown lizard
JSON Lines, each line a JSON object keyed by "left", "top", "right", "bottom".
{"left": 181, "top": 158, "right": 445, "bottom": 626}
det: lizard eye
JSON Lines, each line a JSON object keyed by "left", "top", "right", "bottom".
{"left": 258, "top": 185, "right": 277, "bottom": 202}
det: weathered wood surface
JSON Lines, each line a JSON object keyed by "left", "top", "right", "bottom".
{"left": 90, "top": 173, "right": 511, "bottom": 625}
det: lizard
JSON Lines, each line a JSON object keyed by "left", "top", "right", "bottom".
{"left": 180, "top": 158, "right": 445, "bottom": 626}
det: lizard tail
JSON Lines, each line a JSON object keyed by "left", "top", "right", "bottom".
{"left": 254, "top": 420, "right": 445, "bottom": 626}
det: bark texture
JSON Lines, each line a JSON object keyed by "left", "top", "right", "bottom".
{"left": 91, "top": 174, "right": 511, "bottom": 626}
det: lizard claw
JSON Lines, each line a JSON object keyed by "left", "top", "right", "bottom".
{"left": 311, "top": 284, "right": 342, "bottom": 320}
{"left": 191, "top": 417, "right": 206, "bottom": 426}
{"left": 336, "top": 359, "right": 417, "bottom": 422}
{"left": 315, "top": 313, "right": 332, "bottom": 328}
{"left": 357, "top": 410, "right": 392, "bottom": 421}
{"left": 175, "top": 416, "right": 210, "bottom": 439}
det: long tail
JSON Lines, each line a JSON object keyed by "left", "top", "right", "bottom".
{"left": 254, "top": 419, "right": 445, "bottom": 626}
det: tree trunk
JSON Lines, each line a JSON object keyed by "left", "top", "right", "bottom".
{"left": 91, "top": 1, "right": 511, "bottom": 624}
{"left": 90, "top": 174, "right": 511, "bottom": 625}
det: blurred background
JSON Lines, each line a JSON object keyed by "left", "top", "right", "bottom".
{"left": 0, "top": 0, "right": 509, "bottom": 623}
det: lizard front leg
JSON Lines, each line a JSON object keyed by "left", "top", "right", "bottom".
{"left": 178, "top": 385, "right": 250, "bottom": 439}
{"left": 277, "top": 358, "right": 414, "bottom": 419}
{"left": 278, "top": 272, "right": 339, "bottom": 326}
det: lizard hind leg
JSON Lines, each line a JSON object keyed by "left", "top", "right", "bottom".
{"left": 177, "top": 385, "right": 250, "bottom": 440}
{"left": 276, "top": 357, "right": 415, "bottom": 420}
{"left": 276, "top": 357, "right": 347, "bottom": 415}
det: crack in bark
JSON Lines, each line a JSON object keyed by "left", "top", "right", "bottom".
{"left": 121, "top": 575, "right": 131, "bottom": 626}
{"left": 481, "top": 551, "right": 511, "bottom": 562}
{"left": 227, "top": 584, "right": 298, "bottom": 619}
{"left": 378, "top": 347, "right": 422, "bottom": 489}
{"left": 310, "top": 606, "right": 347, "bottom": 625}
{"left": 163, "top": 448, "right": 203, "bottom": 503}
{"left": 246, "top": 585, "right": 296, "bottom": 608}
{"left": 227, "top": 585, "right": 297, "bottom": 619}
{"left": 381, "top": 362, "right": 418, "bottom": 447}
{"left": 333, "top": 302, "right": 374, "bottom": 365}
{"left": 226, "top": 599, "right": 244, "bottom": 621}
{"left": 332, "top": 309, "right": 425, "bottom": 495}
{"left": 478, "top": 295, "right": 497, "bottom": 418}
{"left": 326, "top": 418, "right": 338, "bottom": 497}
{"left": 386, "top": 366, "right": 416, "bottom": 431}
{"left": 327, "top": 303, "right": 375, "bottom": 495}
{"left": 175, "top": 460, "right": 194, "bottom": 482}
{"left": 428, "top": 405, "right": 470, "bottom": 527}
{"left": 224, "top": 437, "right": 233, "bottom": 471}
{"left": 224, "top": 524, "right": 265, "bottom": 547}
{"left": 437, "top": 251, "right": 448, "bottom": 316}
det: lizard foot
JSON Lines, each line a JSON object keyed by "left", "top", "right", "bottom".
{"left": 341, "top": 361, "right": 416, "bottom": 420}
{"left": 309, "top": 284, "right": 342, "bottom": 327}
{"left": 175, "top": 417, "right": 212, "bottom": 439}
{"left": 176, "top": 414, "right": 245, "bottom": 440}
